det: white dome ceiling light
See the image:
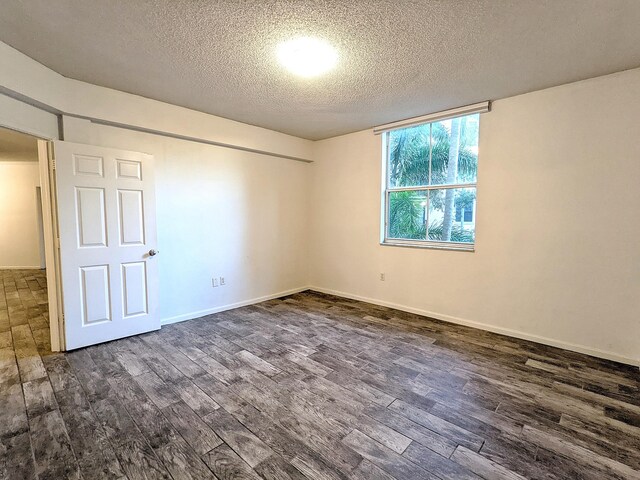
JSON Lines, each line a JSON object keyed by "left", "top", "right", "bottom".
{"left": 277, "top": 36, "right": 338, "bottom": 78}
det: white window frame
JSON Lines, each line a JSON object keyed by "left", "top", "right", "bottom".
{"left": 377, "top": 102, "right": 489, "bottom": 251}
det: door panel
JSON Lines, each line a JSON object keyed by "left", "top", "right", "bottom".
{"left": 80, "top": 265, "right": 111, "bottom": 324}
{"left": 55, "top": 141, "right": 159, "bottom": 349}
{"left": 117, "top": 189, "right": 145, "bottom": 245}
{"left": 117, "top": 159, "right": 142, "bottom": 180}
{"left": 76, "top": 187, "right": 107, "bottom": 247}
{"left": 121, "top": 262, "right": 148, "bottom": 317}
{"left": 74, "top": 154, "right": 104, "bottom": 177}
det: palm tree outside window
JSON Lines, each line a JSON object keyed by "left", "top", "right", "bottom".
{"left": 383, "top": 113, "right": 479, "bottom": 249}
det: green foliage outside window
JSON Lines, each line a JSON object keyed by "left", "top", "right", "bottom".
{"left": 386, "top": 114, "right": 479, "bottom": 243}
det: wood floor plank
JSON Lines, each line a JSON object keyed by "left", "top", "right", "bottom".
{"left": 140, "top": 333, "right": 206, "bottom": 379}
{"left": 428, "top": 401, "right": 523, "bottom": 440}
{"left": 30, "top": 409, "right": 81, "bottom": 480}
{"left": 478, "top": 432, "right": 551, "bottom": 480}
{"left": 107, "top": 374, "right": 182, "bottom": 450}
{"left": 401, "top": 442, "right": 482, "bottom": 480}
{"left": 41, "top": 353, "right": 80, "bottom": 392}
{"left": 364, "top": 404, "right": 457, "bottom": 457}
{"left": 522, "top": 425, "right": 640, "bottom": 479}
{"left": 23, "top": 377, "right": 57, "bottom": 417}
{"left": 133, "top": 370, "right": 181, "bottom": 409}
{"left": 342, "top": 429, "right": 438, "bottom": 480}
{"left": 553, "top": 381, "right": 640, "bottom": 415}
{"left": 0, "top": 382, "right": 28, "bottom": 438}
{"left": 201, "top": 443, "right": 262, "bottom": 480}
{"left": 155, "top": 438, "right": 217, "bottom": 479}
{"left": 355, "top": 415, "right": 412, "bottom": 454}
{"left": 349, "top": 459, "right": 396, "bottom": 480}
{"left": 0, "top": 331, "right": 12, "bottom": 349}
{"left": 0, "top": 347, "right": 19, "bottom": 389}
{"left": 284, "top": 350, "right": 333, "bottom": 377}
{"left": 235, "top": 349, "right": 282, "bottom": 377}
{"left": 11, "top": 324, "right": 47, "bottom": 382}
{"left": 55, "top": 386, "right": 125, "bottom": 480}
{"left": 324, "top": 370, "right": 396, "bottom": 406}
{"left": 65, "top": 349, "right": 114, "bottom": 402}
{"left": 233, "top": 403, "right": 348, "bottom": 479}
{"left": 92, "top": 395, "right": 146, "bottom": 447}
{"left": 0, "top": 432, "right": 36, "bottom": 480}
{"left": 559, "top": 413, "right": 640, "bottom": 460}
{"left": 204, "top": 407, "right": 274, "bottom": 468}
{"left": 289, "top": 454, "right": 348, "bottom": 480}
{"left": 534, "top": 446, "right": 611, "bottom": 480}
{"left": 254, "top": 455, "right": 309, "bottom": 480}
{"left": 174, "top": 377, "right": 221, "bottom": 417}
{"left": 604, "top": 405, "right": 640, "bottom": 429}
{"left": 388, "top": 399, "right": 485, "bottom": 451}
{"left": 129, "top": 335, "right": 185, "bottom": 383}
{"left": 109, "top": 340, "right": 150, "bottom": 377}
{"left": 162, "top": 400, "right": 223, "bottom": 455}
{"left": 113, "top": 437, "right": 172, "bottom": 480}
{"left": 450, "top": 446, "right": 527, "bottom": 480}
{"left": 193, "top": 373, "right": 248, "bottom": 413}
{"left": 198, "top": 353, "right": 240, "bottom": 384}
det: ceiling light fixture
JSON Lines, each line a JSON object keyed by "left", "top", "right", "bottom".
{"left": 277, "top": 37, "right": 338, "bottom": 78}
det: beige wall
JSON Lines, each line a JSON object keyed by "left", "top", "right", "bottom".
{"left": 0, "top": 157, "right": 43, "bottom": 268}
{"left": 310, "top": 68, "right": 640, "bottom": 365}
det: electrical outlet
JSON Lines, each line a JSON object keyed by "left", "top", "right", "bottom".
{"left": 212, "top": 277, "right": 219, "bottom": 287}
{"left": 220, "top": 276, "right": 225, "bottom": 286}
{"left": 380, "top": 273, "right": 385, "bottom": 281}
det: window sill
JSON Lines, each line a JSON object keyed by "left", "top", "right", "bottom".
{"left": 381, "top": 240, "right": 475, "bottom": 252}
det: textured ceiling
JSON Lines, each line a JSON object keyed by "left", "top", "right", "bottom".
{"left": 0, "top": 128, "right": 38, "bottom": 161}
{"left": 1, "top": 1, "right": 640, "bottom": 140}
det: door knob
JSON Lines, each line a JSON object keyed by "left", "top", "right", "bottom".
{"left": 148, "top": 249, "right": 159, "bottom": 257}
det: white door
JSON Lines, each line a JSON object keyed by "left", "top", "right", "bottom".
{"left": 54, "top": 141, "right": 159, "bottom": 350}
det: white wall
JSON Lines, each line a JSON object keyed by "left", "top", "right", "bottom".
{"left": 63, "top": 118, "right": 309, "bottom": 324}
{"left": 310, "top": 68, "right": 640, "bottom": 366}
{"left": 0, "top": 157, "right": 43, "bottom": 268}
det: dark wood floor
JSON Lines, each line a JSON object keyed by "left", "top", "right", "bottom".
{"left": 1, "top": 269, "right": 639, "bottom": 480}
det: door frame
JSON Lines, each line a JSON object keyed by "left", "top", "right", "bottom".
{"left": 0, "top": 118, "right": 64, "bottom": 351}
{"left": 37, "top": 139, "right": 64, "bottom": 351}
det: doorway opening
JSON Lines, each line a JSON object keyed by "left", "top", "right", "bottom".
{"left": 0, "top": 126, "right": 61, "bottom": 351}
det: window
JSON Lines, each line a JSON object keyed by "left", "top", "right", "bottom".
{"left": 381, "top": 112, "right": 480, "bottom": 250}
{"left": 455, "top": 202, "right": 474, "bottom": 223}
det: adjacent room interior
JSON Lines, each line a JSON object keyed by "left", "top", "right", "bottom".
{"left": 0, "top": 129, "right": 45, "bottom": 271}
{"left": 0, "top": 2, "right": 638, "bottom": 480}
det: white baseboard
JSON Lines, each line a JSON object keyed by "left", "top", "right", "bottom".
{"left": 0, "top": 266, "right": 43, "bottom": 270}
{"left": 309, "top": 286, "right": 640, "bottom": 368}
{"left": 161, "top": 286, "right": 310, "bottom": 326}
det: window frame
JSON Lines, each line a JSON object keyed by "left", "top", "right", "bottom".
{"left": 380, "top": 113, "right": 480, "bottom": 252}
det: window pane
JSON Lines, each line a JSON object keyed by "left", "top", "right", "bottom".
{"left": 429, "top": 114, "right": 478, "bottom": 185}
{"left": 427, "top": 188, "right": 476, "bottom": 243}
{"left": 388, "top": 191, "right": 427, "bottom": 240}
{"left": 388, "top": 124, "right": 430, "bottom": 187}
